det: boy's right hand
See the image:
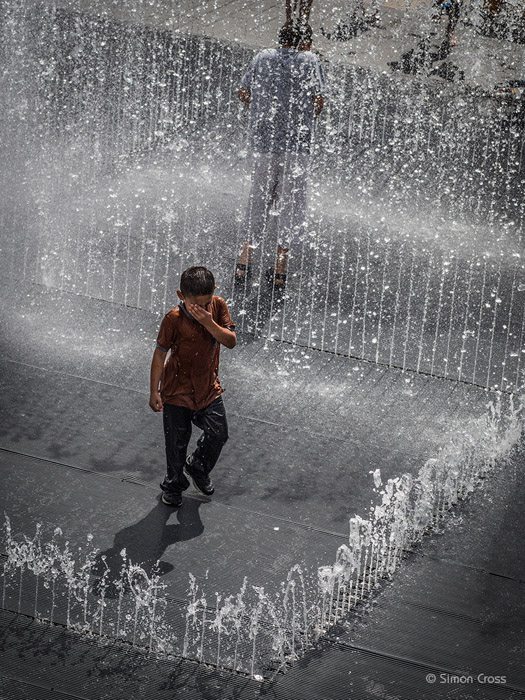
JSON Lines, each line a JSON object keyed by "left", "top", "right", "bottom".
{"left": 149, "top": 392, "right": 163, "bottom": 412}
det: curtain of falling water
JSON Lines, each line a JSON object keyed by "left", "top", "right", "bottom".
{"left": 0, "top": 0, "right": 524, "bottom": 391}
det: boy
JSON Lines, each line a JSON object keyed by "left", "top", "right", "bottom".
{"left": 149, "top": 267, "right": 236, "bottom": 507}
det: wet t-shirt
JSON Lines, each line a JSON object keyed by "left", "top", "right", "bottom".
{"left": 240, "top": 48, "right": 325, "bottom": 155}
{"left": 156, "top": 297, "right": 235, "bottom": 410}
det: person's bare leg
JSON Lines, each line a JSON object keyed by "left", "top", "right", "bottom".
{"left": 274, "top": 245, "right": 289, "bottom": 284}
{"left": 446, "top": 2, "right": 460, "bottom": 45}
{"left": 430, "top": 0, "right": 441, "bottom": 27}
{"left": 286, "top": 0, "right": 293, "bottom": 23}
{"left": 299, "top": 0, "right": 313, "bottom": 22}
{"left": 288, "top": 0, "right": 312, "bottom": 22}
{"left": 236, "top": 241, "right": 253, "bottom": 278}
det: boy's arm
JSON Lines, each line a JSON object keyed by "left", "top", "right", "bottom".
{"left": 188, "top": 304, "right": 237, "bottom": 349}
{"left": 149, "top": 347, "right": 168, "bottom": 412}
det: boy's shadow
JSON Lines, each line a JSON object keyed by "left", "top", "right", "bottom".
{"left": 92, "top": 497, "right": 205, "bottom": 595}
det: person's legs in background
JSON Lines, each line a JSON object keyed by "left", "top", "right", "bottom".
{"left": 236, "top": 152, "right": 279, "bottom": 286}
{"left": 274, "top": 244, "right": 289, "bottom": 286}
{"left": 431, "top": 0, "right": 461, "bottom": 47}
{"left": 269, "top": 150, "right": 310, "bottom": 288}
{"left": 446, "top": 0, "right": 461, "bottom": 45}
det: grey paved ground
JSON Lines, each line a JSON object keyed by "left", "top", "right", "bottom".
{"left": 0, "top": 427, "right": 523, "bottom": 699}
{"left": 1, "top": 2, "right": 523, "bottom": 694}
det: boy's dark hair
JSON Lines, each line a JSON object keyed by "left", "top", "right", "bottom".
{"left": 180, "top": 266, "right": 215, "bottom": 297}
{"left": 278, "top": 20, "right": 313, "bottom": 48}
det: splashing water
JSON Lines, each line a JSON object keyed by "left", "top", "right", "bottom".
{"left": 1, "top": 0, "right": 524, "bottom": 680}
{"left": 1, "top": 1, "right": 524, "bottom": 391}
{"left": 1, "top": 393, "right": 522, "bottom": 677}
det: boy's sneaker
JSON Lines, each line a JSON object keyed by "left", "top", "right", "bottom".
{"left": 185, "top": 463, "right": 215, "bottom": 496}
{"left": 161, "top": 492, "right": 183, "bottom": 507}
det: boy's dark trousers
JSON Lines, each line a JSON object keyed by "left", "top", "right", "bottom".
{"left": 161, "top": 396, "right": 228, "bottom": 496}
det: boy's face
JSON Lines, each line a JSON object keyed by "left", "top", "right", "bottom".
{"left": 177, "top": 289, "right": 214, "bottom": 311}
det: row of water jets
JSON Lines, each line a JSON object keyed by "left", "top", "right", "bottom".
{"left": 1, "top": 393, "right": 522, "bottom": 677}
{"left": 2, "top": 2, "right": 524, "bottom": 392}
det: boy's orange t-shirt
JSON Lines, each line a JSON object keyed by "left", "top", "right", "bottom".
{"left": 156, "top": 296, "right": 235, "bottom": 411}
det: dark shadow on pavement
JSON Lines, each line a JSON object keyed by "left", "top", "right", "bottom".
{"left": 92, "top": 497, "right": 205, "bottom": 594}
